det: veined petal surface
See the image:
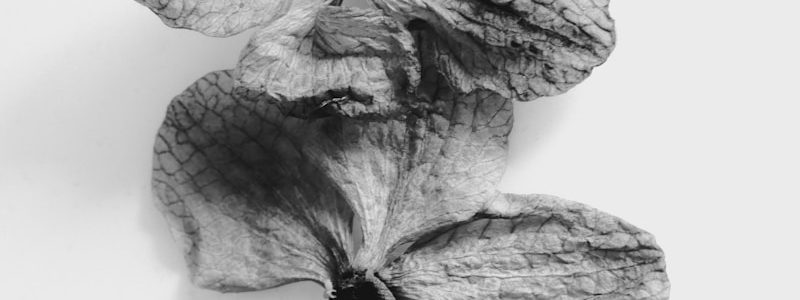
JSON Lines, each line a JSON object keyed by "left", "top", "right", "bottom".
{"left": 374, "top": 0, "right": 616, "bottom": 100}
{"left": 235, "top": 5, "right": 420, "bottom": 117}
{"left": 135, "top": 0, "right": 296, "bottom": 37}
{"left": 382, "top": 193, "right": 669, "bottom": 300}
{"left": 153, "top": 70, "right": 356, "bottom": 291}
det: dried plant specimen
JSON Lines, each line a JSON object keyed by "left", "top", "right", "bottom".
{"left": 139, "top": 0, "right": 670, "bottom": 299}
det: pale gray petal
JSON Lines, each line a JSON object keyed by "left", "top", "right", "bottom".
{"left": 152, "top": 70, "right": 356, "bottom": 291}
{"left": 375, "top": 0, "right": 616, "bottom": 100}
{"left": 383, "top": 193, "right": 670, "bottom": 300}
{"left": 234, "top": 5, "right": 420, "bottom": 117}
{"left": 135, "top": 0, "right": 296, "bottom": 37}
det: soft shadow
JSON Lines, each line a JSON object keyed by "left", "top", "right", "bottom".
{"left": 0, "top": 1, "right": 250, "bottom": 201}
{"left": 138, "top": 189, "right": 186, "bottom": 278}
{"left": 506, "top": 94, "right": 574, "bottom": 166}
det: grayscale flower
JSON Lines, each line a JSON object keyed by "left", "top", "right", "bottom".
{"left": 138, "top": 0, "right": 669, "bottom": 299}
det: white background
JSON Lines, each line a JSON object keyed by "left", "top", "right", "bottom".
{"left": 1, "top": 0, "right": 798, "bottom": 299}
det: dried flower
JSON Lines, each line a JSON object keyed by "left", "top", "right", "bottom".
{"left": 140, "top": 0, "right": 669, "bottom": 299}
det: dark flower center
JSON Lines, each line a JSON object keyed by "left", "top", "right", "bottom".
{"left": 335, "top": 269, "right": 386, "bottom": 300}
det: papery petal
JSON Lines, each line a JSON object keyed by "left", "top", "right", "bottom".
{"left": 382, "top": 193, "right": 670, "bottom": 300}
{"left": 374, "top": 0, "right": 616, "bottom": 100}
{"left": 337, "top": 87, "right": 514, "bottom": 270}
{"left": 232, "top": 7, "right": 516, "bottom": 269}
{"left": 235, "top": 5, "right": 420, "bottom": 117}
{"left": 152, "top": 70, "right": 356, "bottom": 291}
{"left": 152, "top": 69, "right": 514, "bottom": 291}
{"left": 135, "top": 0, "right": 295, "bottom": 37}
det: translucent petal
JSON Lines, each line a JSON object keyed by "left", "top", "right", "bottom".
{"left": 152, "top": 66, "right": 516, "bottom": 290}
{"left": 374, "top": 0, "right": 616, "bottom": 100}
{"left": 135, "top": 0, "right": 296, "bottom": 37}
{"left": 234, "top": 5, "right": 420, "bottom": 117}
{"left": 152, "top": 70, "right": 356, "bottom": 291}
{"left": 382, "top": 193, "right": 670, "bottom": 300}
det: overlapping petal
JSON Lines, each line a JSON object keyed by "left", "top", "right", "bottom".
{"left": 153, "top": 70, "right": 356, "bottom": 291}
{"left": 144, "top": 1, "right": 669, "bottom": 299}
{"left": 135, "top": 0, "right": 295, "bottom": 37}
{"left": 374, "top": 0, "right": 616, "bottom": 100}
{"left": 153, "top": 69, "right": 514, "bottom": 292}
{"left": 341, "top": 86, "right": 513, "bottom": 271}
{"left": 383, "top": 194, "right": 669, "bottom": 300}
{"left": 234, "top": 5, "right": 420, "bottom": 117}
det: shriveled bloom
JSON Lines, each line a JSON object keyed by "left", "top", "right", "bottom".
{"left": 139, "top": 0, "right": 669, "bottom": 299}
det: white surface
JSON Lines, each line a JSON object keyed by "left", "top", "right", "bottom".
{"left": 1, "top": 1, "right": 798, "bottom": 299}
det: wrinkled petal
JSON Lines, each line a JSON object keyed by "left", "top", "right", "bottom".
{"left": 135, "top": 0, "right": 295, "bottom": 37}
{"left": 231, "top": 6, "right": 517, "bottom": 271}
{"left": 337, "top": 86, "right": 513, "bottom": 270}
{"left": 152, "top": 70, "right": 357, "bottom": 291}
{"left": 234, "top": 5, "right": 420, "bottom": 117}
{"left": 154, "top": 69, "right": 515, "bottom": 283}
{"left": 382, "top": 193, "right": 669, "bottom": 300}
{"left": 375, "top": 0, "right": 616, "bottom": 100}
{"left": 153, "top": 69, "right": 513, "bottom": 290}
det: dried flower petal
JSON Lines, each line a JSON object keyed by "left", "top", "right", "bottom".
{"left": 153, "top": 69, "right": 514, "bottom": 292}
{"left": 345, "top": 87, "right": 513, "bottom": 271}
{"left": 374, "top": 0, "right": 616, "bottom": 100}
{"left": 135, "top": 0, "right": 295, "bottom": 37}
{"left": 383, "top": 194, "right": 670, "bottom": 300}
{"left": 234, "top": 5, "right": 420, "bottom": 117}
{"left": 143, "top": 0, "right": 670, "bottom": 299}
{"left": 153, "top": 70, "right": 356, "bottom": 291}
